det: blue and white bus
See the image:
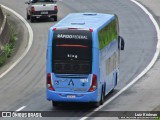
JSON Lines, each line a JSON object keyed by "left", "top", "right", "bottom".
{"left": 46, "top": 13, "right": 124, "bottom": 107}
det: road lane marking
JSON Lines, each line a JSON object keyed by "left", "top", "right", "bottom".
{"left": 16, "top": 106, "right": 26, "bottom": 112}
{"left": 0, "top": 5, "right": 33, "bottom": 79}
{"left": 80, "top": 0, "right": 160, "bottom": 120}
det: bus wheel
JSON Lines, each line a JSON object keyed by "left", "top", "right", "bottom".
{"left": 94, "top": 87, "right": 105, "bottom": 107}
{"left": 100, "top": 87, "right": 105, "bottom": 105}
{"left": 110, "top": 73, "right": 118, "bottom": 93}
{"left": 52, "top": 101, "right": 58, "bottom": 107}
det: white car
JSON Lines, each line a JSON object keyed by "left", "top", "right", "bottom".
{"left": 25, "top": 0, "right": 58, "bottom": 22}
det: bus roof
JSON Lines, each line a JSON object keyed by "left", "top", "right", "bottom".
{"left": 52, "top": 13, "right": 115, "bottom": 30}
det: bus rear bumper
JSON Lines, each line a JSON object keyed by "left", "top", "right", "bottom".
{"left": 46, "top": 90, "right": 99, "bottom": 102}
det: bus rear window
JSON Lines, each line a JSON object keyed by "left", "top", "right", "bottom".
{"left": 52, "top": 30, "right": 92, "bottom": 74}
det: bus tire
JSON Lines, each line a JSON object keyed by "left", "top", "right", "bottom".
{"left": 110, "top": 73, "right": 118, "bottom": 93}
{"left": 52, "top": 101, "right": 58, "bottom": 107}
{"left": 100, "top": 86, "right": 105, "bottom": 105}
{"left": 94, "top": 86, "right": 105, "bottom": 107}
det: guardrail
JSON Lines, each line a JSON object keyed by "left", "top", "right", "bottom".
{"left": 0, "top": 5, "right": 10, "bottom": 55}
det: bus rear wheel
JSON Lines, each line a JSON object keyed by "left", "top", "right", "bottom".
{"left": 100, "top": 87, "right": 105, "bottom": 105}
{"left": 94, "top": 86, "right": 105, "bottom": 107}
{"left": 110, "top": 73, "right": 118, "bottom": 93}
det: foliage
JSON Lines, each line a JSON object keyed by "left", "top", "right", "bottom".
{"left": 0, "top": 22, "right": 17, "bottom": 67}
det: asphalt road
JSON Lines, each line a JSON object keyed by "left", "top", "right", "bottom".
{"left": 0, "top": 0, "right": 157, "bottom": 119}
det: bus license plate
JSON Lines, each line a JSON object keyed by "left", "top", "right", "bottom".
{"left": 41, "top": 11, "right": 48, "bottom": 14}
{"left": 67, "top": 95, "right": 76, "bottom": 98}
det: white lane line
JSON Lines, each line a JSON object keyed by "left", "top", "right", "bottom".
{"left": 16, "top": 106, "right": 26, "bottom": 112}
{"left": 80, "top": 0, "right": 160, "bottom": 120}
{"left": 0, "top": 5, "right": 33, "bottom": 79}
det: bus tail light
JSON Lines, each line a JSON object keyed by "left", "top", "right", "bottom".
{"left": 47, "top": 73, "right": 55, "bottom": 91}
{"left": 53, "top": 28, "right": 57, "bottom": 31}
{"left": 88, "top": 74, "right": 97, "bottom": 92}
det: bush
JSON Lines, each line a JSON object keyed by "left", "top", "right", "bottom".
{"left": 0, "top": 52, "right": 7, "bottom": 67}
{"left": 0, "top": 22, "right": 17, "bottom": 66}
{"left": 3, "top": 43, "right": 13, "bottom": 57}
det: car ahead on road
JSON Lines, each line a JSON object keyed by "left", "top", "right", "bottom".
{"left": 25, "top": 0, "right": 58, "bottom": 22}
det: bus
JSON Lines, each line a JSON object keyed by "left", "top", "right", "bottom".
{"left": 46, "top": 13, "right": 124, "bottom": 107}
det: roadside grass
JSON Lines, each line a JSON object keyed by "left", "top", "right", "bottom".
{"left": 0, "top": 21, "right": 17, "bottom": 67}
{"left": 156, "top": 117, "right": 160, "bottom": 120}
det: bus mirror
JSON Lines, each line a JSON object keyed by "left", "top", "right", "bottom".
{"left": 118, "top": 36, "right": 125, "bottom": 50}
{"left": 121, "top": 37, "right": 125, "bottom": 50}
